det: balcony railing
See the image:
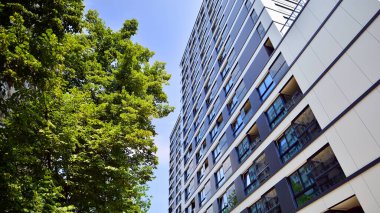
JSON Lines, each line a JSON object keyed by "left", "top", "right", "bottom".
{"left": 268, "top": 91, "right": 303, "bottom": 129}
{"left": 280, "top": 0, "right": 308, "bottom": 34}
{"left": 238, "top": 136, "right": 261, "bottom": 163}
{"left": 278, "top": 118, "right": 321, "bottom": 163}
{"left": 244, "top": 164, "right": 270, "bottom": 195}
{"left": 216, "top": 166, "right": 232, "bottom": 189}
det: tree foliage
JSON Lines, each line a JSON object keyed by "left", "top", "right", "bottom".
{"left": 0, "top": 1, "right": 173, "bottom": 212}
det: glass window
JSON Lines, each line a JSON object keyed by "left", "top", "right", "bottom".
{"left": 199, "top": 187, "right": 206, "bottom": 204}
{"left": 277, "top": 107, "right": 321, "bottom": 162}
{"left": 251, "top": 9, "right": 258, "bottom": 24}
{"left": 213, "top": 143, "right": 222, "bottom": 161}
{"left": 269, "top": 53, "right": 288, "bottom": 78}
{"left": 244, "top": 154, "right": 270, "bottom": 194}
{"left": 289, "top": 146, "right": 345, "bottom": 206}
{"left": 228, "top": 93, "right": 239, "bottom": 113}
{"left": 209, "top": 98, "right": 220, "bottom": 122}
{"left": 208, "top": 108, "right": 216, "bottom": 122}
{"left": 237, "top": 137, "right": 251, "bottom": 162}
{"left": 219, "top": 186, "right": 236, "bottom": 213}
{"left": 236, "top": 81, "right": 246, "bottom": 97}
{"left": 257, "top": 23, "right": 265, "bottom": 39}
{"left": 210, "top": 124, "right": 218, "bottom": 140}
{"left": 232, "top": 101, "right": 252, "bottom": 135}
{"left": 266, "top": 96, "right": 286, "bottom": 128}
{"left": 216, "top": 167, "right": 225, "bottom": 187}
{"left": 245, "top": 0, "right": 253, "bottom": 10}
{"left": 198, "top": 159, "right": 209, "bottom": 182}
{"left": 258, "top": 73, "right": 275, "bottom": 100}
{"left": 196, "top": 141, "right": 207, "bottom": 163}
{"left": 236, "top": 124, "right": 260, "bottom": 162}
{"left": 221, "top": 64, "right": 231, "bottom": 79}
{"left": 210, "top": 115, "right": 223, "bottom": 140}
{"left": 224, "top": 77, "right": 234, "bottom": 95}
{"left": 249, "top": 189, "right": 281, "bottom": 213}
{"left": 213, "top": 134, "right": 226, "bottom": 161}
{"left": 220, "top": 193, "right": 229, "bottom": 211}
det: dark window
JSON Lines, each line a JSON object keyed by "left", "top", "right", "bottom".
{"left": 224, "top": 77, "right": 234, "bottom": 95}
{"left": 227, "top": 94, "right": 239, "bottom": 114}
{"left": 266, "top": 77, "right": 303, "bottom": 128}
{"left": 197, "top": 159, "right": 209, "bottom": 183}
{"left": 213, "top": 134, "right": 226, "bottom": 162}
{"left": 249, "top": 189, "right": 281, "bottom": 213}
{"left": 221, "top": 64, "right": 231, "bottom": 79}
{"left": 258, "top": 73, "right": 275, "bottom": 100}
{"left": 245, "top": 0, "right": 254, "bottom": 10}
{"left": 257, "top": 23, "right": 265, "bottom": 39}
{"left": 269, "top": 53, "right": 288, "bottom": 78}
{"left": 208, "top": 107, "right": 216, "bottom": 122}
{"left": 210, "top": 115, "right": 223, "bottom": 141}
{"left": 215, "top": 166, "right": 225, "bottom": 188}
{"left": 237, "top": 124, "right": 261, "bottom": 162}
{"left": 289, "top": 145, "right": 346, "bottom": 206}
{"left": 277, "top": 107, "right": 321, "bottom": 162}
{"left": 243, "top": 153, "right": 270, "bottom": 194}
{"left": 196, "top": 141, "right": 207, "bottom": 163}
{"left": 219, "top": 187, "right": 236, "bottom": 213}
{"left": 186, "top": 200, "right": 196, "bottom": 213}
{"left": 184, "top": 169, "right": 189, "bottom": 182}
{"left": 206, "top": 97, "right": 211, "bottom": 107}
{"left": 231, "top": 101, "right": 252, "bottom": 135}
{"left": 251, "top": 9, "right": 259, "bottom": 24}
{"left": 266, "top": 96, "right": 286, "bottom": 128}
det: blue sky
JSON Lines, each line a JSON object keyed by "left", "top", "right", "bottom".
{"left": 84, "top": 0, "right": 202, "bottom": 212}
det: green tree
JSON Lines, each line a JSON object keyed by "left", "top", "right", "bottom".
{"left": 0, "top": 1, "right": 173, "bottom": 212}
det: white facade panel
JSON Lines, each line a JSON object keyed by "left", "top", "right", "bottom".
{"left": 333, "top": 108, "right": 380, "bottom": 169}
{"left": 329, "top": 53, "right": 372, "bottom": 102}
{"left": 309, "top": 27, "right": 343, "bottom": 67}
{"left": 347, "top": 30, "right": 380, "bottom": 83}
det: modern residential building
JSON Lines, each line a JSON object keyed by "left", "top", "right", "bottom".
{"left": 169, "top": 0, "right": 380, "bottom": 212}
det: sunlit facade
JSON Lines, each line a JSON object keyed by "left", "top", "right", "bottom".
{"left": 169, "top": 0, "right": 380, "bottom": 212}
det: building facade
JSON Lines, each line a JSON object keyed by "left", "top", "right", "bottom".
{"left": 169, "top": 0, "right": 380, "bottom": 212}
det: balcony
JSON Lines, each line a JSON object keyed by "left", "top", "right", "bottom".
{"left": 266, "top": 77, "right": 302, "bottom": 129}
{"left": 244, "top": 153, "right": 270, "bottom": 195}
{"left": 197, "top": 160, "right": 209, "bottom": 183}
{"left": 196, "top": 141, "right": 207, "bottom": 163}
{"left": 213, "top": 134, "right": 227, "bottom": 162}
{"left": 289, "top": 145, "right": 345, "bottom": 207}
{"left": 231, "top": 101, "right": 253, "bottom": 136}
{"left": 276, "top": 106, "right": 321, "bottom": 163}
{"left": 210, "top": 115, "right": 223, "bottom": 142}
{"left": 216, "top": 158, "right": 232, "bottom": 189}
{"left": 237, "top": 124, "right": 261, "bottom": 163}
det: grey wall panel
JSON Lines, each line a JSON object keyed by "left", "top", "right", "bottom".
{"left": 231, "top": 9, "right": 248, "bottom": 48}
{"left": 264, "top": 142, "right": 282, "bottom": 174}
{"left": 226, "top": 0, "right": 243, "bottom": 32}
{"left": 249, "top": 89, "right": 262, "bottom": 114}
{"left": 275, "top": 179, "right": 297, "bottom": 213}
{"left": 243, "top": 45, "right": 270, "bottom": 87}
{"left": 256, "top": 113, "right": 271, "bottom": 140}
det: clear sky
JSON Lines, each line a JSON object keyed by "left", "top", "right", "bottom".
{"left": 84, "top": 0, "right": 202, "bottom": 212}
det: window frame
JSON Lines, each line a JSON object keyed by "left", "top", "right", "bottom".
{"left": 258, "top": 73, "right": 275, "bottom": 101}
{"left": 288, "top": 145, "right": 346, "bottom": 207}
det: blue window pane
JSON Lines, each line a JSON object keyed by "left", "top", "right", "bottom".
{"left": 264, "top": 74, "right": 273, "bottom": 86}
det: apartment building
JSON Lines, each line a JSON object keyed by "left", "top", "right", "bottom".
{"left": 169, "top": 0, "right": 380, "bottom": 212}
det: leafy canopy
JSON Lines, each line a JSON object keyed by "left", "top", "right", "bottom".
{"left": 0, "top": 1, "right": 173, "bottom": 212}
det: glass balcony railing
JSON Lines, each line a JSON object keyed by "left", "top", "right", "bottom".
{"left": 237, "top": 136, "right": 261, "bottom": 163}
{"left": 277, "top": 109, "right": 321, "bottom": 163}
